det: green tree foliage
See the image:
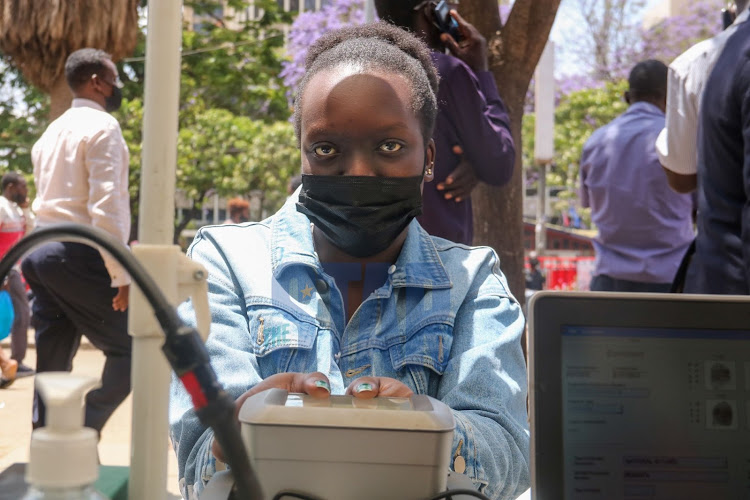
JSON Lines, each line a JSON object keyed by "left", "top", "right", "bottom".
{"left": 0, "top": 62, "right": 47, "bottom": 176}
{"left": 179, "top": 1, "right": 292, "bottom": 122}
{"left": 174, "top": 108, "right": 299, "bottom": 234}
{"left": 115, "top": 0, "right": 300, "bottom": 238}
{"left": 523, "top": 80, "right": 628, "bottom": 225}
{"left": 1, "top": 1, "right": 301, "bottom": 241}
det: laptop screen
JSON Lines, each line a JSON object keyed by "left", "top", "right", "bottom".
{"left": 561, "top": 325, "right": 750, "bottom": 499}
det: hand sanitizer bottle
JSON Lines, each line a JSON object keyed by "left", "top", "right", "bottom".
{"left": 23, "top": 373, "right": 107, "bottom": 500}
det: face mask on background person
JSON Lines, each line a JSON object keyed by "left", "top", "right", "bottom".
{"left": 105, "top": 86, "right": 123, "bottom": 113}
{"left": 296, "top": 174, "right": 424, "bottom": 258}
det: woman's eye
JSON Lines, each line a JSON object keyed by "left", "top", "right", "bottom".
{"left": 313, "top": 144, "right": 337, "bottom": 156}
{"left": 379, "top": 141, "right": 403, "bottom": 152}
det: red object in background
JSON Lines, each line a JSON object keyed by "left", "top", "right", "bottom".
{"left": 526, "top": 255, "right": 595, "bottom": 290}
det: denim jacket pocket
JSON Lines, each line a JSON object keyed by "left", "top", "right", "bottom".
{"left": 247, "top": 305, "right": 318, "bottom": 376}
{"left": 387, "top": 320, "right": 454, "bottom": 394}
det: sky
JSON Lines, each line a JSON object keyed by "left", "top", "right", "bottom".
{"left": 548, "top": 0, "right": 664, "bottom": 76}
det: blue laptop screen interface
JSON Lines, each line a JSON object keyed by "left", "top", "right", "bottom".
{"left": 561, "top": 326, "right": 750, "bottom": 499}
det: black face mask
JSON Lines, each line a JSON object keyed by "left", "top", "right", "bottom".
{"left": 105, "top": 86, "right": 122, "bottom": 112}
{"left": 296, "top": 174, "right": 423, "bottom": 258}
{"left": 12, "top": 191, "right": 25, "bottom": 205}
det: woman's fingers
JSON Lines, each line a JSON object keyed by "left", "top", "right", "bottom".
{"left": 212, "top": 372, "right": 331, "bottom": 461}
{"left": 345, "top": 376, "right": 379, "bottom": 399}
{"left": 298, "top": 371, "right": 332, "bottom": 398}
{"left": 345, "top": 376, "right": 414, "bottom": 398}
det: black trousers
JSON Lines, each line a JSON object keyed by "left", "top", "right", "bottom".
{"left": 22, "top": 242, "right": 131, "bottom": 432}
{"left": 7, "top": 269, "right": 30, "bottom": 363}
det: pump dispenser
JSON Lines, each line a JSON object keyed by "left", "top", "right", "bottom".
{"left": 23, "top": 373, "right": 106, "bottom": 500}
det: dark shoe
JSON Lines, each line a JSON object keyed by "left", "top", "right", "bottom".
{"left": 0, "top": 376, "right": 14, "bottom": 389}
{"left": 15, "top": 363, "right": 35, "bottom": 378}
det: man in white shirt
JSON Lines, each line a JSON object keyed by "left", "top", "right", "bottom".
{"left": 656, "top": 2, "right": 749, "bottom": 193}
{"left": 22, "top": 48, "right": 132, "bottom": 433}
{"left": 0, "top": 172, "right": 35, "bottom": 377}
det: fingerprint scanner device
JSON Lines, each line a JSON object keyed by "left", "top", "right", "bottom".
{"left": 528, "top": 292, "right": 750, "bottom": 500}
{"left": 237, "top": 389, "right": 455, "bottom": 500}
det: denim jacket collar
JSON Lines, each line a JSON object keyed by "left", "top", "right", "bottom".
{"left": 270, "top": 196, "right": 452, "bottom": 290}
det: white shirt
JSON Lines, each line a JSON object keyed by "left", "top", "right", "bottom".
{"left": 656, "top": 9, "right": 749, "bottom": 175}
{"left": 31, "top": 98, "right": 131, "bottom": 287}
{"left": 0, "top": 195, "right": 34, "bottom": 271}
{"left": 0, "top": 196, "right": 34, "bottom": 236}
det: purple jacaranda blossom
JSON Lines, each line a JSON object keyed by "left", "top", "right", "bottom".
{"left": 281, "top": 0, "right": 366, "bottom": 105}
{"left": 614, "top": 0, "right": 725, "bottom": 78}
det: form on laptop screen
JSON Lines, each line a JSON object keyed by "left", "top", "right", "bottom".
{"left": 561, "top": 326, "right": 750, "bottom": 499}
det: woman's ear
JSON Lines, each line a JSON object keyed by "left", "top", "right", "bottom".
{"left": 424, "top": 139, "right": 436, "bottom": 183}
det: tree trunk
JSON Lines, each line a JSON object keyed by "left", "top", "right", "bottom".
{"left": 49, "top": 77, "right": 72, "bottom": 121}
{"left": 174, "top": 206, "right": 203, "bottom": 245}
{"left": 462, "top": 0, "right": 561, "bottom": 306}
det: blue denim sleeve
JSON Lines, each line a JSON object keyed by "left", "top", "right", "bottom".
{"left": 169, "top": 230, "right": 265, "bottom": 499}
{"left": 437, "top": 248, "right": 530, "bottom": 500}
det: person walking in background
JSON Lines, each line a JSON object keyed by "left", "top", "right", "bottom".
{"left": 683, "top": 16, "right": 750, "bottom": 294}
{"left": 375, "top": 0, "right": 515, "bottom": 245}
{"left": 0, "top": 172, "right": 34, "bottom": 377}
{"left": 579, "top": 60, "right": 695, "bottom": 293}
{"left": 223, "top": 198, "right": 250, "bottom": 224}
{"left": 656, "top": 1, "right": 749, "bottom": 194}
{"left": 21, "top": 48, "right": 132, "bottom": 433}
{"left": 524, "top": 252, "right": 545, "bottom": 291}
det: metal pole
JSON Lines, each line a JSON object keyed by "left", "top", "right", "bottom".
{"left": 535, "top": 162, "right": 548, "bottom": 254}
{"left": 533, "top": 41, "right": 555, "bottom": 256}
{"left": 365, "top": 0, "right": 375, "bottom": 22}
{"left": 128, "top": 0, "right": 183, "bottom": 498}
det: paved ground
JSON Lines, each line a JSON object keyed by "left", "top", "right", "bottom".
{"left": 0, "top": 331, "right": 182, "bottom": 499}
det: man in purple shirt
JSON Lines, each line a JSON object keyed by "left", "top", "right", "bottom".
{"left": 375, "top": 0, "right": 515, "bottom": 244}
{"left": 579, "top": 60, "right": 695, "bottom": 292}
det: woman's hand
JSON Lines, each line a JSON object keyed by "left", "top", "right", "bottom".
{"left": 345, "top": 376, "right": 413, "bottom": 399}
{"left": 211, "top": 372, "right": 331, "bottom": 461}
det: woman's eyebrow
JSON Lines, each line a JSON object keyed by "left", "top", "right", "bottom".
{"left": 372, "top": 122, "right": 412, "bottom": 133}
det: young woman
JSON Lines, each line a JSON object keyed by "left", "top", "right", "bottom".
{"left": 170, "top": 23, "right": 529, "bottom": 500}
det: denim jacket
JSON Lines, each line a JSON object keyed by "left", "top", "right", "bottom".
{"left": 169, "top": 198, "right": 530, "bottom": 500}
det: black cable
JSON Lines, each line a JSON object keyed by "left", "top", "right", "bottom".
{"left": 0, "top": 224, "right": 263, "bottom": 500}
{"left": 0, "top": 224, "right": 180, "bottom": 330}
{"left": 427, "top": 488, "right": 493, "bottom": 500}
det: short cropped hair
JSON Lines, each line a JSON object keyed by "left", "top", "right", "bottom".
{"left": 628, "top": 59, "right": 668, "bottom": 102}
{"left": 1, "top": 172, "right": 24, "bottom": 191}
{"left": 374, "top": 0, "right": 421, "bottom": 30}
{"left": 293, "top": 22, "right": 439, "bottom": 144}
{"left": 227, "top": 198, "right": 249, "bottom": 218}
{"left": 65, "top": 48, "right": 113, "bottom": 91}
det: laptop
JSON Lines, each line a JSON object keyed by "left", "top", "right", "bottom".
{"left": 527, "top": 291, "right": 750, "bottom": 500}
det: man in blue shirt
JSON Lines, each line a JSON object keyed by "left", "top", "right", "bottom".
{"left": 685, "top": 14, "right": 750, "bottom": 294}
{"left": 579, "top": 60, "right": 695, "bottom": 292}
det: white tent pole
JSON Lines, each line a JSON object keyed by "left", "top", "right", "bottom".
{"left": 128, "top": 0, "right": 183, "bottom": 498}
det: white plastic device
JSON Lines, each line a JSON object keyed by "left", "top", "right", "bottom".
{"left": 23, "top": 373, "right": 105, "bottom": 499}
{"left": 238, "top": 389, "right": 456, "bottom": 500}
